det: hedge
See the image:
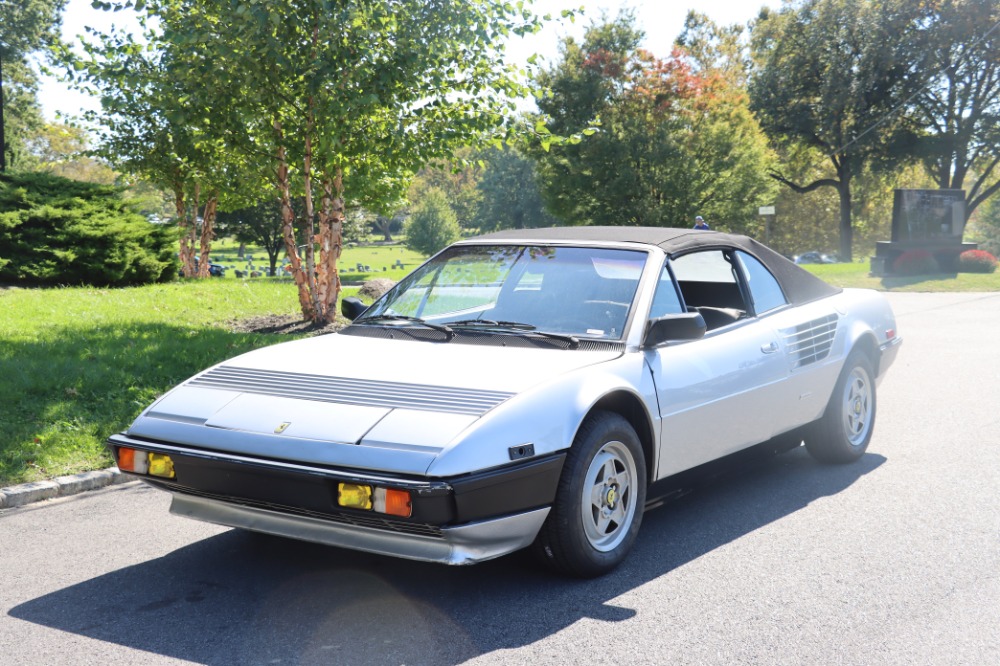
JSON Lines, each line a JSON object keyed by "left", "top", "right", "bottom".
{"left": 957, "top": 249, "right": 998, "bottom": 274}
{"left": 0, "top": 172, "right": 177, "bottom": 286}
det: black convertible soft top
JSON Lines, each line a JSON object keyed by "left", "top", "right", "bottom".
{"left": 472, "top": 226, "right": 841, "bottom": 306}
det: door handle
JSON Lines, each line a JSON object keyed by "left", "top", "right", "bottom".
{"left": 760, "top": 341, "right": 779, "bottom": 354}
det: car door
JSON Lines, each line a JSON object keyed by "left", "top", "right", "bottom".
{"left": 734, "top": 250, "right": 844, "bottom": 432}
{"left": 644, "top": 250, "right": 789, "bottom": 479}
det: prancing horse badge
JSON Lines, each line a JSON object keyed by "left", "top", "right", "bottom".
{"left": 274, "top": 422, "right": 291, "bottom": 434}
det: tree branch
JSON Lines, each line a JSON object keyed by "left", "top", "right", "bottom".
{"left": 768, "top": 171, "right": 840, "bottom": 194}
{"left": 968, "top": 176, "right": 1000, "bottom": 217}
{"left": 967, "top": 153, "right": 1000, "bottom": 204}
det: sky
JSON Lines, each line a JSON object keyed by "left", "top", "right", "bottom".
{"left": 38, "top": 0, "right": 782, "bottom": 121}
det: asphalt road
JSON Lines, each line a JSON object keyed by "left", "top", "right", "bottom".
{"left": 1, "top": 292, "right": 998, "bottom": 666}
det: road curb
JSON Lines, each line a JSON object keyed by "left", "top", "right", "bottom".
{"left": 0, "top": 467, "right": 130, "bottom": 509}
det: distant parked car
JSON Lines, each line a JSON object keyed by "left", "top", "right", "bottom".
{"left": 111, "top": 227, "right": 901, "bottom": 577}
{"left": 191, "top": 257, "right": 227, "bottom": 276}
{"left": 794, "top": 251, "right": 838, "bottom": 265}
{"left": 208, "top": 263, "right": 226, "bottom": 277}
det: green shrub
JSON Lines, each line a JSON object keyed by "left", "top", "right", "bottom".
{"left": 0, "top": 171, "right": 177, "bottom": 286}
{"left": 404, "top": 188, "right": 461, "bottom": 256}
{"left": 957, "top": 249, "right": 998, "bottom": 273}
{"left": 892, "top": 249, "right": 940, "bottom": 276}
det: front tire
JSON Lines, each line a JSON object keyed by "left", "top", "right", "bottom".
{"left": 532, "top": 412, "right": 646, "bottom": 577}
{"left": 805, "top": 351, "right": 877, "bottom": 464}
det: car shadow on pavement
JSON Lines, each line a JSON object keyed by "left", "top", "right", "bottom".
{"left": 10, "top": 447, "right": 884, "bottom": 665}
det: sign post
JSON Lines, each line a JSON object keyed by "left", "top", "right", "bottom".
{"left": 759, "top": 206, "right": 776, "bottom": 244}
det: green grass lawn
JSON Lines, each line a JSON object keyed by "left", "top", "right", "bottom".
{"left": 209, "top": 241, "right": 425, "bottom": 283}
{"left": 804, "top": 261, "right": 1000, "bottom": 291}
{"left": 0, "top": 280, "right": 357, "bottom": 486}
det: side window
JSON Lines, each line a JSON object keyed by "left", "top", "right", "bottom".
{"left": 670, "top": 251, "right": 749, "bottom": 330}
{"left": 671, "top": 250, "right": 749, "bottom": 331}
{"left": 649, "top": 263, "right": 684, "bottom": 318}
{"left": 736, "top": 252, "right": 787, "bottom": 314}
{"left": 671, "top": 250, "right": 737, "bottom": 285}
{"left": 670, "top": 250, "right": 746, "bottom": 310}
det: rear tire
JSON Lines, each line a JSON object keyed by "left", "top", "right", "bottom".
{"left": 532, "top": 411, "right": 646, "bottom": 578}
{"left": 805, "top": 351, "right": 877, "bottom": 464}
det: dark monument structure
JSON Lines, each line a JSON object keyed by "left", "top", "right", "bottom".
{"left": 871, "top": 189, "right": 978, "bottom": 275}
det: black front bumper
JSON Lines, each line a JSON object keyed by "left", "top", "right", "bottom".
{"left": 107, "top": 434, "right": 565, "bottom": 533}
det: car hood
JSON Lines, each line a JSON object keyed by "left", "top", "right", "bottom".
{"left": 126, "top": 333, "right": 622, "bottom": 473}
{"left": 235, "top": 332, "right": 621, "bottom": 390}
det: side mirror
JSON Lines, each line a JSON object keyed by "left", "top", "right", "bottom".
{"left": 643, "top": 312, "right": 706, "bottom": 347}
{"left": 341, "top": 297, "right": 369, "bottom": 321}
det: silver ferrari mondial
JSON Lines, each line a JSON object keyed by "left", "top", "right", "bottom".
{"left": 109, "top": 227, "right": 901, "bottom": 577}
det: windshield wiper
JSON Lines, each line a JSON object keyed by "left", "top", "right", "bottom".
{"left": 353, "top": 314, "right": 454, "bottom": 341}
{"left": 448, "top": 319, "right": 579, "bottom": 349}
{"left": 448, "top": 319, "right": 535, "bottom": 330}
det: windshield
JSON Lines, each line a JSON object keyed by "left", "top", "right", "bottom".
{"left": 362, "top": 245, "right": 647, "bottom": 340}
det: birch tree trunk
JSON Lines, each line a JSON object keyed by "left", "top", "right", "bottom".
{"left": 301, "top": 106, "right": 320, "bottom": 316}
{"left": 197, "top": 194, "right": 218, "bottom": 278}
{"left": 274, "top": 120, "right": 315, "bottom": 318}
{"left": 175, "top": 182, "right": 197, "bottom": 278}
{"left": 316, "top": 168, "right": 344, "bottom": 323}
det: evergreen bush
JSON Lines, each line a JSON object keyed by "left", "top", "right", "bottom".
{"left": 0, "top": 172, "right": 177, "bottom": 286}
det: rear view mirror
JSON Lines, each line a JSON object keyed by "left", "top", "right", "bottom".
{"left": 341, "top": 297, "right": 368, "bottom": 321}
{"left": 643, "top": 312, "right": 706, "bottom": 347}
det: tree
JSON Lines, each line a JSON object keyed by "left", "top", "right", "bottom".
{"left": 903, "top": 0, "right": 1000, "bottom": 226}
{"left": 677, "top": 10, "right": 752, "bottom": 89}
{"left": 533, "top": 12, "right": 776, "bottom": 232}
{"left": 473, "top": 145, "right": 558, "bottom": 231}
{"left": 968, "top": 193, "right": 1000, "bottom": 257}
{"left": 24, "top": 121, "right": 117, "bottom": 183}
{"left": 342, "top": 207, "right": 372, "bottom": 245}
{"left": 130, "top": 0, "right": 549, "bottom": 322}
{"left": 749, "top": 0, "right": 920, "bottom": 261}
{"left": 215, "top": 200, "right": 289, "bottom": 277}
{"left": 372, "top": 212, "right": 405, "bottom": 243}
{"left": 405, "top": 188, "right": 461, "bottom": 256}
{"left": 0, "top": 0, "right": 65, "bottom": 172}
{"left": 68, "top": 20, "right": 251, "bottom": 279}
{"left": 763, "top": 141, "right": 932, "bottom": 258}
{"left": 409, "top": 148, "right": 483, "bottom": 231}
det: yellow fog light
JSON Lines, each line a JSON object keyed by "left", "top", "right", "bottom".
{"left": 338, "top": 483, "right": 373, "bottom": 510}
{"left": 147, "top": 453, "right": 175, "bottom": 479}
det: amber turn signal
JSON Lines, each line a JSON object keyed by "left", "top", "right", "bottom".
{"left": 117, "top": 446, "right": 149, "bottom": 474}
{"left": 375, "top": 488, "right": 412, "bottom": 518}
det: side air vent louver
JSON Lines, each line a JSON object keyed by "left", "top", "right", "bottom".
{"left": 187, "top": 366, "right": 514, "bottom": 416}
{"left": 781, "top": 313, "right": 838, "bottom": 368}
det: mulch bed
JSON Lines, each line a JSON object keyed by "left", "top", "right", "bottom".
{"left": 227, "top": 314, "right": 347, "bottom": 337}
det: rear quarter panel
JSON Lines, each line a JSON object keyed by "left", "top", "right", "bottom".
{"left": 768, "top": 288, "right": 897, "bottom": 432}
